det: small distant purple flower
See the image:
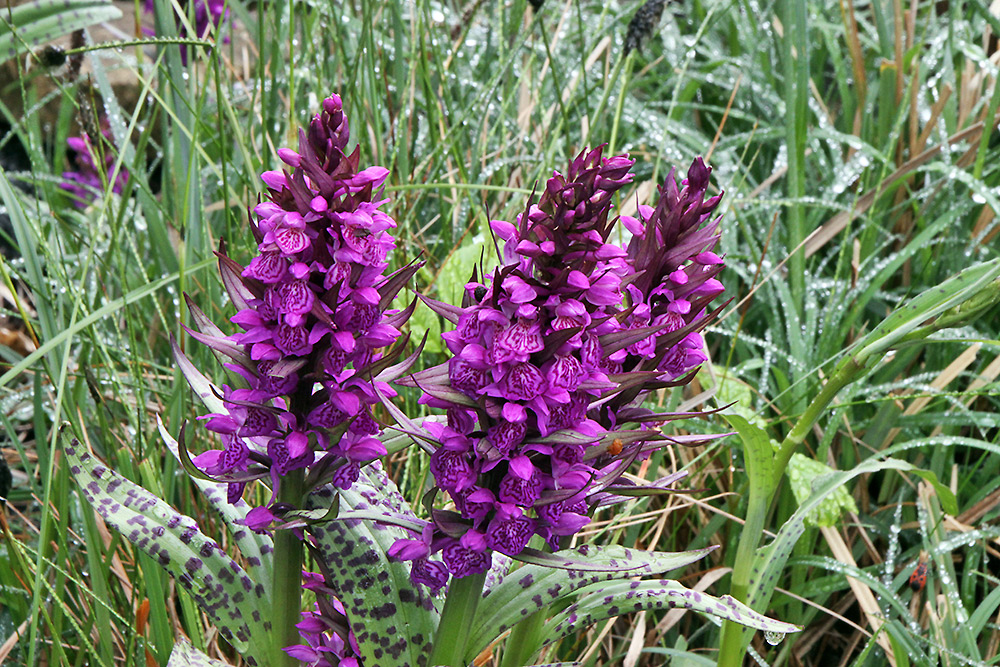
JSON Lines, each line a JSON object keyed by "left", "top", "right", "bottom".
{"left": 143, "top": 0, "right": 230, "bottom": 63}
{"left": 60, "top": 124, "right": 129, "bottom": 208}
{"left": 390, "top": 147, "right": 727, "bottom": 588}
{"left": 175, "top": 95, "right": 419, "bottom": 526}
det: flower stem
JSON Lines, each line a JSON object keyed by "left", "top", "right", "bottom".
{"left": 719, "top": 355, "right": 867, "bottom": 666}
{"left": 271, "top": 469, "right": 305, "bottom": 667}
{"left": 428, "top": 571, "right": 488, "bottom": 667}
{"left": 775, "top": 355, "right": 865, "bottom": 474}
{"left": 499, "top": 608, "right": 546, "bottom": 667}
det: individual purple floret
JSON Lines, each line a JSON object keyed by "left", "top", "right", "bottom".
{"left": 284, "top": 572, "right": 361, "bottom": 667}
{"left": 174, "top": 95, "right": 420, "bottom": 527}
{"left": 391, "top": 148, "right": 727, "bottom": 584}
{"left": 60, "top": 125, "right": 129, "bottom": 208}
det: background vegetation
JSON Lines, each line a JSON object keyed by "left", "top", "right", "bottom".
{"left": 2, "top": 0, "right": 1000, "bottom": 664}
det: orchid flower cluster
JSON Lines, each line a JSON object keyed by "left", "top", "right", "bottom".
{"left": 385, "top": 148, "right": 726, "bottom": 590}
{"left": 166, "top": 95, "right": 740, "bottom": 665}
{"left": 176, "top": 94, "right": 419, "bottom": 530}
{"left": 60, "top": 124, "right": 129, "bottom": 208}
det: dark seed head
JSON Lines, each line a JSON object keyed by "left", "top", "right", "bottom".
{"left": 37, "top": 45, "right": 67, "bottom": 68}
{"left": 624, "top": 0, "right": 668, "bottom": 55}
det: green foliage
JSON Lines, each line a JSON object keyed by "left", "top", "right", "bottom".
{"left": 1, "top": 0, "right": 1000, "bottom": 664}
{"left": 786, "top": 454, "right": 858, "bottom": 528}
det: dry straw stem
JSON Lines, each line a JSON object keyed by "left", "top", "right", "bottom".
{"left": 820, "top": 525, "right": 897, "bottom": 666}
{"left": 622, "top": 609, "right": 646, "bottom": 667}
{"left": 929, "top": 348, "right": 1000, "bottom": 438}
{"left": 804, "top": 118, "right": 998, "bottom": 258}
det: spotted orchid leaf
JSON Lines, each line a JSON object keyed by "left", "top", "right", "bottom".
{"left": 510, "top": 543, "right": 708, "bottom": 573}
{"left": 537, "top": 580, "right": 802, "bottom": 652}
{"left": 157, "top": 417, "right": 274, "bottom": 595}
{"left": 166, "top": 638, "right": 234, "bottom": 667}
{"left": 64, "top": 440, "right": 270, "bottom": 664}
{"left": 305, "top": 461, "right": 441, "bottom": 667}
{"left": 468, "top": 545, "right": 717, "bottom": 657}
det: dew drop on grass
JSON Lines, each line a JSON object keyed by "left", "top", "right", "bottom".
{"left": 764, "top": 630, "right": 784, "bottom": 646}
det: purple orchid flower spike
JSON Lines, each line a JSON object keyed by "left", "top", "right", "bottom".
{"left": 175, "top": 95, "right": 421, "bottom": 529}
{"left": 390, "top": 149, "right": 728, "bottom": 588}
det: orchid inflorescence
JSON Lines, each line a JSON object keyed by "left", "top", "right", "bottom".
{"left": 176, "top": 94, "right": 419, "bottom": 530}
{"left": 387, "top": 146, "right": 727, "bottom": 590}
{"left": 176, "top": 94, "right": 728, "bottom": 662}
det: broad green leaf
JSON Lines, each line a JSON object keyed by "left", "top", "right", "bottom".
{"left": 723, "top": 414, "right": 775, "bottom": 499}
{"left": 0, "top": 0, "right": 121, "bottom": 63}
{"left": 63, "top": 440, "right": 270, "bottom": 664}
{"left": 305, "top": 462, "right": 440, "bottom": 667}
{"left": 166, "top": 638, "right": 234, "bottom": 667}
{"left": 538, "top": 579, "right": 801, "bottom": 650}
{"left": 469, "top": 545, "right": 716, "bottom": 657}
{"left": 853, "top": 258, "right": 1000, "bottom": 363}
{"left": 786, "top": 453, "right": 858, "bottom": 527}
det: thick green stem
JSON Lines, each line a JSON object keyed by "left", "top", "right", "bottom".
{"left": 775, "top": 356, "right": 865, "bottom": 474}
{"left": 271, "top": 469, "right": 305, "bottom": 667}
{"left": 717, "top": 459, "right": 775, "bottom": 664}
{"left": 782, "top": 0, "right": 809, "bottom": 311}
{"left": 499, "top": 608, "right": 546, "bottom": 667}
{"left": 719, "top": 356, "right": 867, "bottom": 666}
{"left": 428, "top": 571, "right": 488, "bottom": 667}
